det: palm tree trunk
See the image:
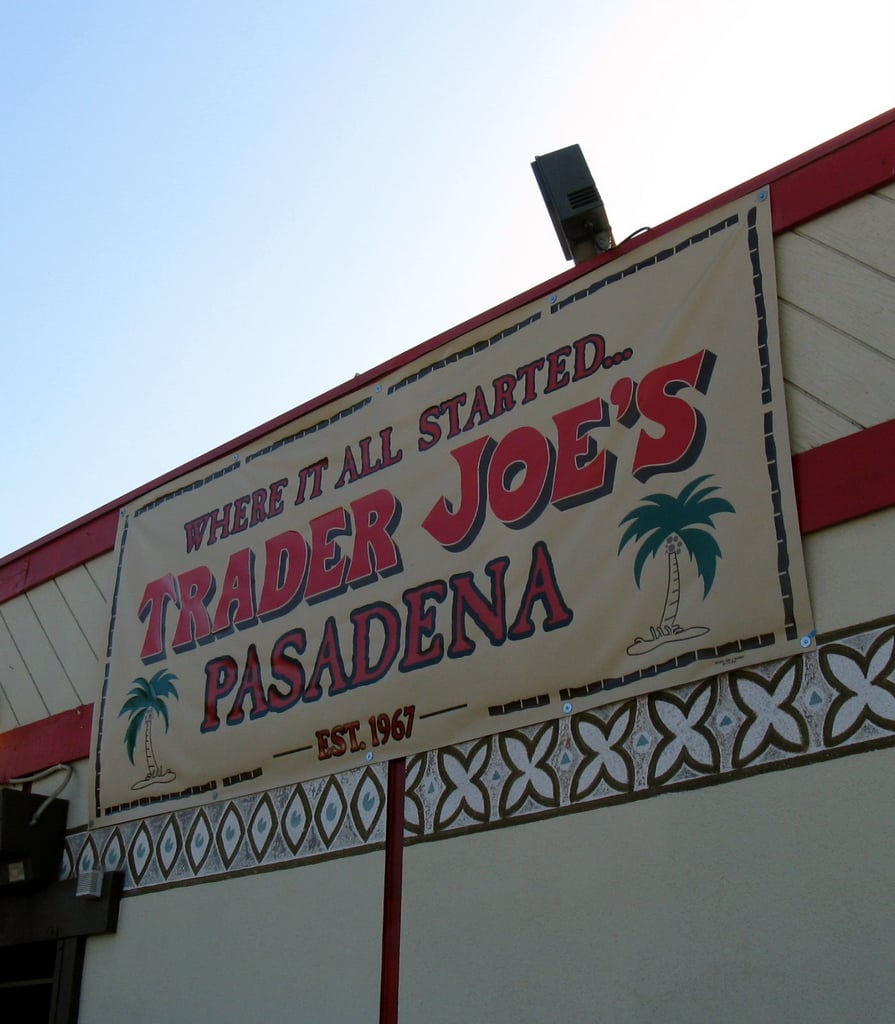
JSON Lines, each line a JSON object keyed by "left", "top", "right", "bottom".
{"left": 144, "top": 712, "right": 158, "bottom": 775}
{"left": 660, "top": 541, "right": 681, "bottom": 630}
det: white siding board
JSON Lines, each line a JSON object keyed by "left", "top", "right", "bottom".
{"left": 779, "top": 302, "right": 895, "bottom": 429}
{"left": 782, "top": 383, "right": 858, "bottom": 453}
{"left": 795, "top": 192, "right": 895, "bottom": 273}
{"left": 775, "top": 232, "right": 895, "bottom": 358}
{"left": 55, "top": 562, "right": 111, "bottom": 659}
{"left": 0, "top": 594, "right": 81, "bottom": 715}
{"left": 805, "top": 506, "right": 895, "bottom": 633}
{"left": 0, "top": 613, "right": 48, "bottom": 729}
{"left": 28, "top": 580, "right": 100, "bottom": 705}
{"left": 85, "top": 551, "right": 116, "bottom": 603}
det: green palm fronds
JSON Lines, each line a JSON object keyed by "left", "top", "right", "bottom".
{"left": 619, "top": 475, "right": 734, "bottom": 597}
{"left": 118, "top": 669, "right": 179, "bottom": 765}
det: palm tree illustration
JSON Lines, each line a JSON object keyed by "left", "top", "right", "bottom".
{"left": 119, "top": 669, "right": 179, "bottom": 791}
{"left": 618, "top": 475, "right": 734, "bottom": 656}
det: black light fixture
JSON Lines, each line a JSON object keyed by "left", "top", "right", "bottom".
{"left": 532, "top": 144, "right": 614, "bottom": 263}
{"left": 0, "top": 787, "right": 68, "bottom": 887}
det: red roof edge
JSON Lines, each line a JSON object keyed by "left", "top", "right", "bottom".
{"left": 0, "top": 704, "right": 93, "bottom": 782}
{"left": 2, "top": 108, "right": 894, "bottom": 606}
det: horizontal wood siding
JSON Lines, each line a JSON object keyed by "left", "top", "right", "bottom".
{"left": 0, "top": 557, "right": 112, "bottom": 730}
{"left": 778, "top": 187, "right": 895, "bottom": 453}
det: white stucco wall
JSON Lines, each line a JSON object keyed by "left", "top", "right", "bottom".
{"left": 78, "top": 850, "right": 384, "bottom": 1024}
{"left": 400, "top": 745, "right": 895, "bottom": 1024}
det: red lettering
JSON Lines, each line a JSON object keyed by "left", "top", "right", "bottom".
{"left": 632, "top": 350, "right": 716, "bottom": 482}
{"left": 492, "top": 373, "right": 517, "bottom": 416}
{"left": 509, "top": 541, "right": 574, "bottom": 639}
{"left": 257, "top": 530, "right": 309, "bottom": 620}
{"left": 515, "top": 358, "right": 544, "bottom": 403}
{"left": 346, "top": 489, "right": 402, "bottom": 586}
{"left": 249, "top": 489, "right": 268, "bottom": 527}
{"left": 232, "top": 494, "right": 251, "bottom": 534}
{"left": 550, "top": 397, "right": 614, "bottom": 509}
{"left": 201, "top": 655, "right": 238, "bottom": 732}
{"left": 310, "top": 617, "right": 349, "bottom": 696}
{"left": 610, "top": 376, "right": 639, "bottom": 427}
{"left": 348, "top": 603, "right": 401, "bottom": 688}
{"left": 418, "top": 405, "right": 442, "bottom": 452}
{"left": 421, "top": 435, "right": 493, "bottom": 551}
{"left": 183, "top": 515, "right": 211, "bottom": 554}
{"left": 462, "top": 385, "right": 493, "bottom": 432}
{"left": 572, "top": 334, "right": 606, "bottom": 381}
{"left": 487, "top": 426, "right": 552, "bottom": 527}
{"left": 225, "top": 643, "right": 268, "bottom": 725}
{"left": 306, "top": 507, "right": 351, "bottom": 601}
{"left": 211, "top": 548, "right": 256, "bottom": 634}
{"left": 172, "top": 566, "right": 214, "bottom": 651}
{"left": 335, "top": 445, "right": 361, "bottom": 488}
{"left": 139, "top": 574, "right": 178, "bottom": 661}
{"left": 267, "top": 628, "right": 310, "bottom": 712}
{"left": 448, "top": 557, "right": 509, "bottom": 658}
{"left": 544, "top": 345, "right": 572, "bottom": 393}
{"left": 441, "top": 394, "right": 466, "bottom": 438}
{"left": 399, "top": 580, "right": 447, "bottom": 672}
{"left": 268, "top": 478, "right": 287, "bottom": 517}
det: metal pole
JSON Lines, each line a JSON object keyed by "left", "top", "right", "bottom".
{"left": 379, "top": 757, "right": 406, "bottom": 1024}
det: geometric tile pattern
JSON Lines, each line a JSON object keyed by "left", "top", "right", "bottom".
{"left": 64, "top": 764, "right": 388, "bottom": 894}
{"left": 64, "top": 615, "right": 895, "bottom": 895}
{"left": 404, "top": 616, "right": 895, "bottom": 839}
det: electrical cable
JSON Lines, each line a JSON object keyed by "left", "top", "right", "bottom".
{"left": 6, "top": 763, "right": 74, "bottom": 825}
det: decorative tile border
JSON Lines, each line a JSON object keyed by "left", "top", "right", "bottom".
{"left": 64, "top": 763, "right": 389, "bottom": 893}
{"left": 64, "top": 615, "right": 895, "bottom": 894}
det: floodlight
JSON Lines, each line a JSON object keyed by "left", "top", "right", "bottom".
{"left": 532, "top": 144, "right": 614, "bottom": 263}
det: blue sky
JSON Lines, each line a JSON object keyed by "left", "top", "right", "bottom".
{"left": 2, "top": 0, "right": 892, "bottom": 558}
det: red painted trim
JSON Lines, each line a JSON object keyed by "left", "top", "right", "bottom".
{"left": 769, "top": 116, "right": 895, "bottom": 233}
{"left": 793, "top": 420, "right": 895, "bottom": 535}
{"left": 379, "top": 757, "right": 406, "bottom": 1024}
{"left": 0, "top": 705, "right": 93, "bottom": 782}
{"left": 2, "top": 109, "right": 892, "bottom": 603}
{"left": 0, "top": 510, "right": 119, "bottom": 605}
{"left": 611, "top": 107, "right": 895, "bottom": 244}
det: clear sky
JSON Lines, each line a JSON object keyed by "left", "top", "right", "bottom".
{"left": 2, "top": 0, "right": 892, "bottom": 559}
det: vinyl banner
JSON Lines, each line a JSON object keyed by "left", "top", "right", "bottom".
{"left": 91, "top": 192, "right": 813, "bottom": 824}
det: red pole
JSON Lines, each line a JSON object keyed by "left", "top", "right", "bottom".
{"left": 379, "top": 757, "right": 406, "bottom": 1024}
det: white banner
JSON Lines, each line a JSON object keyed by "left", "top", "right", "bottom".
{"left": 91, "top": 191, "right": 812, "bottom": 824}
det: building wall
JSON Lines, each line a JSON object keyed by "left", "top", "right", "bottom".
{"left": 804, "top": 506, "right": 895, "bottom": 632}
{"left": 78, "top": 850, "right": 384, "bottom": 1024}
{"left": 1, "top": 116, "right": 893, "bottom": 1023}
{"left": 400, "top": 746, "right": 895, "bottom": 1024}
{"left": 68, "top": 497, "right": 895, "bottom": 1024}
{"left": 777, "top": 182, "right": 895, "bottom": 451}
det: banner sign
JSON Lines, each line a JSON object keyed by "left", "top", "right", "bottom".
{"left": 91, "top": 192, "right": 813, "bottom": 824}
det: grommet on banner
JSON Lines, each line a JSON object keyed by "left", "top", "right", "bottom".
{"left": 757, "top": 188, "right": 769, "bottom": 202}
{"left": 563, "top": 702, "right": 573, "bottom": 714}
{"left": 365, "top": 751, "right": 374, "bottom": 762}
{"left": 800, "top": 630, "right": 816, "bottom": 649}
